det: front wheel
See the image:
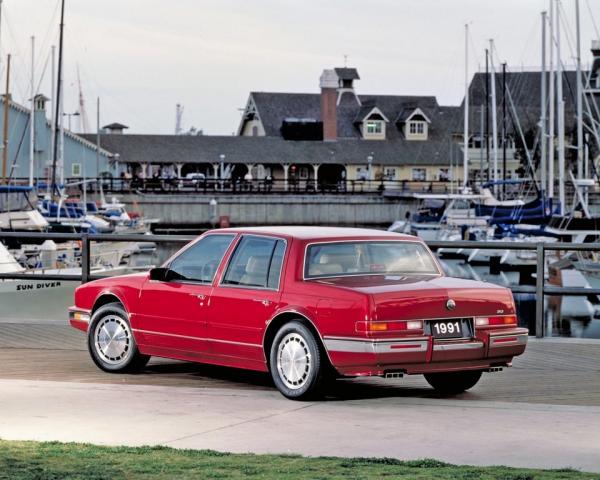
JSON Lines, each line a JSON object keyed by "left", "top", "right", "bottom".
{"left": 269, "top": 321, "right": 326, "bottom": 400}
{"left": 87, "top": 302, "right": 150, "bottom": 373}
{"left": 424, "top": 370, "right": 483, "bottom": 394}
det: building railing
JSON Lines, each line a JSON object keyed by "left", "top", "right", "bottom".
{"left": 0, "top": 231, "right": 599, "bottom": 338}
{"left": 8, "top": 177, "right": 548, "bottom": 196}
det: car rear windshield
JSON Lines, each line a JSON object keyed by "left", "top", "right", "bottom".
{"left": 305, "top": 241, "right": 439, "bottom": 278}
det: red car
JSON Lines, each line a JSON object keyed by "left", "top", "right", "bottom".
{"left": 69, "top": 227, "right": 528, "bottom": 399}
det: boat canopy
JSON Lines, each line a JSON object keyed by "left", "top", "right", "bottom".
{"left": 0, "top": 185, "right": 34, "bottom": 193}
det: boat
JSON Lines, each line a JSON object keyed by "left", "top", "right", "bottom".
{"left": 0, "top": 185, "right": 48, "bottom": 232}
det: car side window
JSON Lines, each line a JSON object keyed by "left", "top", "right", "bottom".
{"left": 168, "top": 234, "right": 235, "bottom": 283}
{"left": 222, "top": 236, "right": 286, "bottom": 289}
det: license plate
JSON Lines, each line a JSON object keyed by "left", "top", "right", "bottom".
{"left": 429, "top": 319, "right": 465, "bottom": 339}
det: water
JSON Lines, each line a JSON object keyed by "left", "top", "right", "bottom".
{"left": 440, "top": 258, "right": 600, "bottom": 339}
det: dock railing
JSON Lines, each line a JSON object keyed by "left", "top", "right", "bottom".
{"left": 1, "top": 231, "right": 599, "bottom": 338}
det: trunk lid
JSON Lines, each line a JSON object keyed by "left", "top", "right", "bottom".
{"left": 313, "top": 275, "right": 514, "bottom": 320}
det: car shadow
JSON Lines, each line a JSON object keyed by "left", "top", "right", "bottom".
{"left": 140, "top": 360, "right": 478, "bottom": 401}
{"left": 321, "top": 379, "right": 478, "bottom": 402}
{"left": 142, "top": 360, "right": 273, "bottom": 389}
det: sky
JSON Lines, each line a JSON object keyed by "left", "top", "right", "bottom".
{"left": 1, "top": 0, "right": 599, "bottom": 136}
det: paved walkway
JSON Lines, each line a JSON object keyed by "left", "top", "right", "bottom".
{"left": 1, "top": 323, "right": 600, "bottom": 472}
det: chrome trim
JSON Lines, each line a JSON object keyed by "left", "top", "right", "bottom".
{"left": 218, "top": 234, "right": 288, "bottom": 292}
{"left": 433, "top": 341, "right": 484, "bottom": 351}
{"left": 324, "top": 336, "right": 428, "bottom": 354}
{"left": 489, "top": 333, "right": 528, "bottom": 347}
{"left": 302, "top": 238, "right": 442, "bottom": 281}
{"left": 132, "top": 328, "right": 262, "bottom": 348}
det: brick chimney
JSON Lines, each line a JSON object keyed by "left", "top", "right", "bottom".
{"left": 319, "top": 69, "right": 338, "bottom": 141}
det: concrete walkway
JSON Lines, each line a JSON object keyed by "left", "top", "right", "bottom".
{"left": 1, "top": 378, "right": 600, "bottom": 472}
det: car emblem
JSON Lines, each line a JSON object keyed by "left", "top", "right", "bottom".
{"left": 446, "top": 299, "right": 456, "bottom": 311}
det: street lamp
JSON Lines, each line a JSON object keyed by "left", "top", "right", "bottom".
{"left": 209, "top": 198, "right": 218, "bottom": 227}
{"left": 219, "top": 154, "right": 226, "bottom": 190}
{"left": 63, "top": 111, "right": 80, "bottom": 131}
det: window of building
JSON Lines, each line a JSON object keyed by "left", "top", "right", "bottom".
{"left": 298, "top": 166, "right": 309, "bottom": 180}
{"left": 169, "top": 234, "right": 235, "bottom": 283}
{"left": 438, "top": 168, "right": 450, "bottom": 181}
{"left": 384, "top": 168, "right": 396, "bottom": 180}
{"left": 222, "top": 235, "right": 286, "bottom": 289}
{"left": 356, "top": 167, "right": 369, "bottom": 181}
{"left": 366, "top": 121, "right": 383, "bottom": 134}
{"left": 412, "top": 168, "right": 427, "bottom": 181}
{"left": 71, "top": 163, "right": 81, "bottom": 176}
{"left": 409, "top": 121, "right": 425, "bottom": 135}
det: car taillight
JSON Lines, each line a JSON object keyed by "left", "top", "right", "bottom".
{"left": 356, "top": 320, "right": 423, "bottom": 333}
{"left": 474, "top": 315, "right": 517, "bottom": 327}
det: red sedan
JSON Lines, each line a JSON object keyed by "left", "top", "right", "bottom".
{"left": 69, "top": 227, "right": 528, "bottom": 399}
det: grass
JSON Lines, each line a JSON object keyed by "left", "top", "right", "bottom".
{"left": 0, "top": 439, "right": 597, "bottom": 480}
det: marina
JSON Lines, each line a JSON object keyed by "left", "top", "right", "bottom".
{"left": 2, "top": 1, "right": 600, "bottom": 477}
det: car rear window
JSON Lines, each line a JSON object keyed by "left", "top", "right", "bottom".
{"left": 305, "top": 241, "right": 439, "bottom": 278}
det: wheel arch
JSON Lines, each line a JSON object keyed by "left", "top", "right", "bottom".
{"left": 92, "top": 291, "right": 127, "bottom": 316}
{"left": 262, "top": 309, "right": 334, "bottom": 371}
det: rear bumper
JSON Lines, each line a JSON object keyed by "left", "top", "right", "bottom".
{"left": 68, "top": 306, "right": 91, "bottom": 332}
{"left": 324, "top": 328, "right": 528, "bottom": 376}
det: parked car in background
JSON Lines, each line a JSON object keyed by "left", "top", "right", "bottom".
{"left": 69, "top": 227, "right": 528, "bottom": 400}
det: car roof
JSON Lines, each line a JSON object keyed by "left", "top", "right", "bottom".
{"left": 212, "top": 226, "right": 419, "bottom": 242}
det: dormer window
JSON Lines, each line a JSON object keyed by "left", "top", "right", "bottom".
{"left": 401, "top": 108, "right": 431, "bottom": 141}
{"left": 366, "top": 121, "right": 383, "bottom": 134}
{"left": 409, "top": 121, "right": 425, "bottom": 135}
{"left": 358, "top": 106, "right": 389, "bottom": 140}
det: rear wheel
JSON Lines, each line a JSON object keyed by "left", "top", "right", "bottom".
{"left": 269, "top": 321, "right": 326, "bottom": 400}
{"left": 87, "top": 302, "right": 150, "bottom": 373}
{"left": 424, "top": 370, "right": 482, "bottom": 394}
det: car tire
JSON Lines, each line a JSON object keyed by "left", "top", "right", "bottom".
{"left": 269, "top": 321, "right": 326, "bottom": 400}
{"left": 87, "top": 302, "right": 150, "bottom": 373}
{"left": 424, "top": 370, "right": 483, "bottom": 394}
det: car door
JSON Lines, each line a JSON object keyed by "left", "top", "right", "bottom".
{"left": 207, "top": 235, "right": 287, "bottom": 366}
{"left": 134, "top": 233, "right": 236, "bottom": 357}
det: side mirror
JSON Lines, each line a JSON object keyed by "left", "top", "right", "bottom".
{"left": 148, "top": 267, "right": 169, "bottom": 281}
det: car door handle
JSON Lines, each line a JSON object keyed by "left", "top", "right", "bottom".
{"left": 190, "top": 293, "right": 206, "bottom": 300}
{"left": 253, "top": 299, "right": 271, "bottom": 306}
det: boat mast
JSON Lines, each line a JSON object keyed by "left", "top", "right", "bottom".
{"left": 50, "top": 0, "right": 65, "bottom": 199}
{"left": 59, "top": 68, "right": 65, "bottom": 185}
{"left": 48, "top": 45, "right": 55, "bottom": 189}
{"left": 548, "top": 0, "right": 555, "bottom": 199}
{"left": 480, "top": 102, "right": 484, "bottom": 182}
{"left": 489, "top": 39, "right": 499, "bottom": 196}
{"left": 485, "top": 49, "right": 490, "bottom": 182}
{"left": 502, "top": 62, "right": 507, "bottom": 199}
{"left": 575, "top": 0, "right": 583, "bottom": 180}
{"left": 1, "top": 54, "right": 9, "bottom": 184}
{"left": 556, "top": 0, "right": 565, "bottom": 215}
{"left": 463, "top": 23, "right": 469, "bottom": 191}
{"left": 29, "top": 36, "right": 35, "bottom": 187}
{"left": 96, "top": 96, "right": 100, "bottom": 193}
{"left": 540, "top": 11, "right": 547, "bottom": 199}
